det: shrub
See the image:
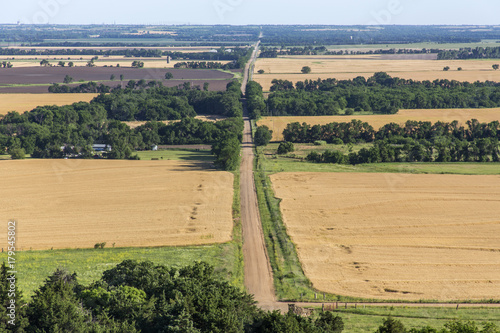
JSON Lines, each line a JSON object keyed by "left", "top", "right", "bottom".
{"left": 9, "top": 148, "right": 26, "bottom": 159}
{"left": 277, "top": 142, "right": 294, "bottom": 154}
{"left": 254, "top": 125, "right": 273, "bottom": 146}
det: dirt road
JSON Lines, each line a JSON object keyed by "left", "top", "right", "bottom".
{"left": 239, "top": 37, "right": 285, "bottom": 311}
{"left": 240, "top": 116, "right": 281, "bottom": 311}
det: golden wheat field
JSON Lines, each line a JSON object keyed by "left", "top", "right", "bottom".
{"left": 270, "top": 172, "right": 500, "bottom": 301}
{"left": 0, "top": 159, "right": 233, "bottom": 250}
{"left": 254, "top": 56, "right": 500, "bottom": 91}
{"left": 257, "top": 108, "right": 500, "bottom": 141}
{"left": 0, "top": 93, "right": 99, "bottom": 115}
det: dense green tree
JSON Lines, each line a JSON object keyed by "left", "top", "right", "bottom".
{"left": 301, "top": 66, "right": 312, "bottom": 74}
{"left": 213, "top": 135, "right": 241, "bottom": 171}
{"left": 376, "top": 317, "right": 407, "bottom": 333}
{"left": 255, "top": 125, "right": 273, "bottom": 146}
{"left": 277, "top": 142, "right": 294, "bottom": 154}
{"left": 9, "top": 147, "right": 25, "bottom": 159}
{"left": 63, "top": 75, "right": 73, "bottom": 84}
{"left": 0, "top": 262, "right": 29, "bottom": 331}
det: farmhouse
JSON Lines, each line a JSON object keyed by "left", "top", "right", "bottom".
{"left": 92, "top": 144, "right": 112, "bottom": 152}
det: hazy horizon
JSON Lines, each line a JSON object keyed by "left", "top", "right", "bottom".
{"left": 1, "top": 0, "right": 498, "bottom": 26}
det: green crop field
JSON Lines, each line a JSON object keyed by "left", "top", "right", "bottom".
{"left": 4, "top": 244, "right": 240, "bottom": 300}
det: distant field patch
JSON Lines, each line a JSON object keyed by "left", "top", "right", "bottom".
{"left": 254, "top": 55, "right": 500, "bottom": 91}
{"left": 271, "top": 172, "right": 500, "bottom": 301}
{"left": 257, "top": 108, "right": 500, "bottom": 141}
{"left": 124, "top": 115, "right": 228, "bottom": 129}
{"left": 0, "top": 159, "right": 234, "bottom": 250}
{"left": 0, "top": 93, "right": 98, "bottom": 115}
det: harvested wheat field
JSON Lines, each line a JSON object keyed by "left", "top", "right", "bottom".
{"left": 254, "top": 55, "right": 500, "bottom": 91}
{"left": 0, "top": 159, "right": 233, "bottom": 250}
{"left": 271, "top": 172, "right": 500, "bottom": 301}
{"left": 0, "top": 93, "right": 98, "bottom": 115}
{"left": 258, "top": 108, "right": 500, "bottom": 141}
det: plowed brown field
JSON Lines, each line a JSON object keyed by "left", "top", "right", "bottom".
{"left": 257, "top": 108, "right": 500, "bottom": 141}
{"left": 0, "top": 160, "right": 233, "bottom": 250}
{"left": 270, "top": 172, "right": 500, "bottom": 301}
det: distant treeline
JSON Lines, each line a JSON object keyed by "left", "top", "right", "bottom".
{"left": 259, "top": 25, "right": 500, "bottom": 46}
{"left": 0, "top": 47, "right": 251, "bottom": 67}
{"left": 266, "top": 73, "right": 500, "bottom": 116}
{"left": 0, "top": 82, "right": 243, "bottom": 170}
{"left": 438, "top": 46, "right": 500, "bottom": 60}
{"left": 174, "top": 61, "right": 236, "bottom": 69}
{"left": 258, "top": 45, "right": 440, "bottom": 58}
{"left": 49, "top": 81, "right": 112, "bottom": 93}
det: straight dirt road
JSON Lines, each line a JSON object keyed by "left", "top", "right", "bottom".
{"left": 240, "top": 37, "right": 286, "bottom": 311}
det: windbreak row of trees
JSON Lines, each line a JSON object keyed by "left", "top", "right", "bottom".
{"left": 438, "top": 46, "right": 500, "bottom": 60}
{"left": 48, "top": 81, "right": 112, "bottom": 94}
{"left": 307, "top": 137, "right": 500, "bottom": 165}
{"left": 282, "top": 119, "right": 500, "bottom": 164}
{"left": 266, "top": 73, "right": 500, "bottom": 115}
{"left": 245, "top": 81, "right": 267, "bottom": 119}
{"left": 284, "top": 119, "right": 500, "bottom": 144}
{"left": 259, "top": 25, "right": 500, "bottom": 46}
{"left": 0, "top": 47, "right": 252, "bottom": 66}
{"left": 258, "top": 46, "right": 439, "bottom": 58}
{"left": 173, "top": 61, "right": 236, "bottom": 69}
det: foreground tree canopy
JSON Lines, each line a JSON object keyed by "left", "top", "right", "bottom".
{"left": 0, "top": 260, "right": 347, "bottom": 332}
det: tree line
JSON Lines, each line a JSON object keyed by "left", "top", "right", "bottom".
{"left": 245, "top": 81, "right": 267, "bottom": 119}
{"left": 266, "top": 73, "right": 500, "bottom": 116}
{"left": 259, "top": 25, "right": 500, "bottom": 46}
{"left": 0, "top": 47, "right": 252, "bottom": 67}
{"left": 174, "top": 61, "right": 237, "bottom": 70}
{"left": 48, "top": 81, "right": 112, "bottom": 94}
{"left": 283, "top": 119, "right": 500, "bottom": 144}
{"left": 307, "top": 138, "right": 499, "bottom": 165}
{"left": 282, "top": 119, "right": 500, "bottom": 164}
{"left": 438, "top": 46, "right": 500, "bottom": 60}
{"left": 258, "top": 46, "right": 440, "bottom": 58}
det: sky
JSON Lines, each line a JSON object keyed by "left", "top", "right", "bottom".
{"left": 1, "top": 0, "right": 499, "bottom": 26}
